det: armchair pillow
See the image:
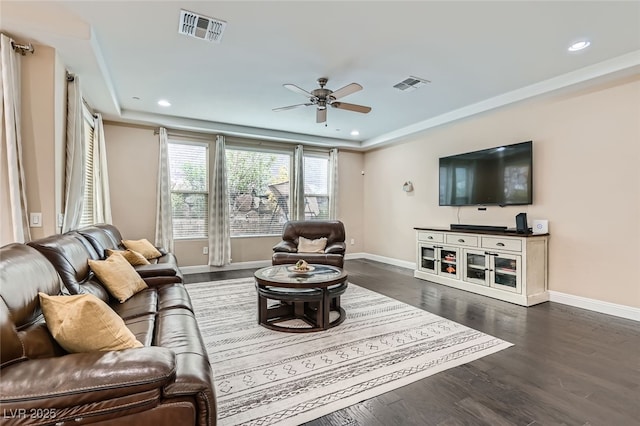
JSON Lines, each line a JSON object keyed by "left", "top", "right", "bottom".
{"left": 39, "top": 292, "right": 143, "bottom": 353}
{"left": 121, "top": 238, "right": 162, "bottom": 259}
{"left": 298, "top": 236, "right": 328, "bottom": 253}
{"left": 88, "top": 252, "right": 148, "bottom": 303}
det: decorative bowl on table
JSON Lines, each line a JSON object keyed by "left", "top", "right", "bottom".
{"left": 287, "top": 265, "right": 315, "bottom": 274}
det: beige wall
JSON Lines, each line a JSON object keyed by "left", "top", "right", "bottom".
{"left": 363, "top": 76, "right": 640, "bottom": 308}
{"left": 103, "top": 123, "right": 366, "bottom": 266}
{"left": 19, "top": 44, "right": 66, "bottom": 239}
{"left": 103, "top": 123, "right": 159, "bottom": 240}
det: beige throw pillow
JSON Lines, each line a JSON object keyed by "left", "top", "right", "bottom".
{"left": 106, "top": 248, "right": 150, "bottom": 266}
{"left": 298, "top": 236, "right": 328, "bottom": 253}
{"left": 88, "top": 252, "right": 148, "bottom": 303}
{"left": 121, "top": 238, "right": 162, "bottom": 260}
{"left": 39, "top": 292, "right": 143, "bottom": 353}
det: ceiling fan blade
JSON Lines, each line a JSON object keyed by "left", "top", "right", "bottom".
{"left": 331, "top": 102, "right": 371, "bottom": 114}
{"left": 283, "top": 84, "right": 314, "bottom": 98}
{"left": 330, "top": 83, "right": 362, "bottom": 100}
{"left": 316, "top": 108, "right": 327, "bottom": 123}
{"left": 272, "top": 103, "right": 313, "bottom": 112}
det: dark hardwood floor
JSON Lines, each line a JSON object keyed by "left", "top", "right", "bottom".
{"left": 185, "top": 259, "right": 640, "bottom": 426}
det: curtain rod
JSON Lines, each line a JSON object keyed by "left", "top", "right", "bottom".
{"left": 154, "top": 127, "right": 334, "bottom": 153}
{"left": 11, "top": 41, "right": 35, "bottom": 55}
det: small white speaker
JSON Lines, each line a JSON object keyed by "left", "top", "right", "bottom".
{"left": 532, "top": 220, "right": 548, "bottom": 234}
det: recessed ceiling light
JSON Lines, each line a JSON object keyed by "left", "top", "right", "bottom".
{"left": 157, "top": 99, "right": 171, "bottom": 107}
{"left": 350, "top": 130, "right": 360, "bottom": 136}
{"left": 568, "top": 40, "right": 591, "bottom": 52}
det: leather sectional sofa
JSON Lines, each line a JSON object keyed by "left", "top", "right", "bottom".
{"left": 0, "top": 225, "right": 216, "bottom": 425}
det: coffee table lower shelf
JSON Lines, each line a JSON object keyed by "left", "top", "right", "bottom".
{"left": 256, "top": 282, "right": 347, "bottom": 333}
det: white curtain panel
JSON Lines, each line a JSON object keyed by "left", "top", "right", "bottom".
{"left": 155, "top": 127, "right": 174, "bottom": 252}
{"left": 208, "top": 134, "right": 231, "bottom": 266}
{"left": 0, "top": 34, "right": 31, "bottom": 244}
{"left": 290, "top": 144, "right": 305, "bottom": 221}
{"left": 61, "top": 76, "right": 85, "bottom": 232}
{"left": 328, "top": 148, "right": 339, "bottom": 219}
{"left": 91, "top": 113, "right": 112, "bottom": 225}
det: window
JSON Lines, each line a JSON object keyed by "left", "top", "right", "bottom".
{"left": 303, "top": 154, "right": 330, "bottom": 220}
{"left": 78, "top": 106, "right": 95, "bottom": 228}
{"left": 226, "top": 148, "right": 291, "bottom": 236}
{"left": 168, "top": 142, "right": 208, "bottom": 239}
{"left": 166, "top": 138, "right": 335, "bottom": 238}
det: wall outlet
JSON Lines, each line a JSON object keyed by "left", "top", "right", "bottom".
{"left": 350, "top": 238, "right": 355, "bottom": 245}
{"left": 29, "top": 212, "right": 42, "bottom": 228}
{"left": 202, "top": 247, "right": 209, "bottom": 255}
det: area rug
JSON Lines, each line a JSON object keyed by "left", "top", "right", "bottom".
{"left": 187, "top": 278, "right": 512, "bottom": 426}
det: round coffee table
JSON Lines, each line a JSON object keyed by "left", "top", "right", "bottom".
{"left": 254, "top": 264, "right": 348, "bottom": 333}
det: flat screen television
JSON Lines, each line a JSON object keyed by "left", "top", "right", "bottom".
{"left": 439, "top": 141, "right": 533, "bottom": 206}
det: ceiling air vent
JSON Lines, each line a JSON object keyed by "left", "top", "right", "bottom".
{"left": 393, "top": 76, "right": 431, "bottom": 92}
{"left": 178, "top": 9, "right": 227, "bottom": 43}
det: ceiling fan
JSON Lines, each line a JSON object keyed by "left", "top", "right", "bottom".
{"left": 273, "top": 78, "right": 372, "bottom": 123}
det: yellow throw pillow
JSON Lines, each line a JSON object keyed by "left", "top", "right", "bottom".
{"left": 106, "top": 248, "right": 150, "bottom": 266}
{"left": 298, "top": 236, "right": 328, "bottom": 253}
{"left": 39, "top": 292, "right": 143, "bottom": 353}
{"left": 88, "top": 252, "right": 148, "bottom": 303}
{"left": 121, "top": 238, "right": 162, "bottom": 259}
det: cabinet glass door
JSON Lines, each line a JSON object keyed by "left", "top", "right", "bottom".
{"left": 464, "top": 250, "right": 489, "bottom": 286}
{"left": 491, "top": 254, "right": 522, "bottom": 293}
{"left": 419, "top": 245, "right": 436, "bottom": 273}
{"left": 439, "top": 247, "right": 459, "bottom": 278}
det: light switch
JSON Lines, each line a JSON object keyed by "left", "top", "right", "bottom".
{"left": 30, "top": 212, "right": 42, "bottom": 227}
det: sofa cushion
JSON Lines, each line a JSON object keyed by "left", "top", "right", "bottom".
{"left": 28, "top": 232, "right": 110, "bottom": 301}
{"left": 89, "top": 252, "right": 148, "bottom": 303}
{"left": 298, "top": 236, "right": 327, "bottom": 253}
{"left": 111, "top": 288, "right": 158, "bottom": 320}
{"left": 39, "top": 293, "right": 143, "bottom": 352}
{"left": 106, "top": 248, "right": 151, "bottom": 266}
{"left": 122, "top": 238, "right": 162, "bottom": 259}
{"left": 125, "top": 313, "right": 156, "bottom": 346}
{"left": 78, "top": 225, "right": 120, "bottom": 258}
{"left": 157, "top": 284, "right": 193, "bottom": 312}
{"left": 0, "top": 243, "right": 65, "bottom": 368}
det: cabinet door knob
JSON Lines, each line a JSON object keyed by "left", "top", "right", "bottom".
{"left": 428, "top": 236, "right": 433, "bottom": 239}
{"left": 496, "top": 242, "right": 505, "bottom": 247}
{"left": 458, "top": 239, "right": 465, "bottom": 243}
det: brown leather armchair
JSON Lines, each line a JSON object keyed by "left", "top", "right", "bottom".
{"left": 272, "top": 220, "right": 346, "bottom": 268}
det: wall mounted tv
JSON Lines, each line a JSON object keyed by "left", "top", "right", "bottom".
{"left": 439, "top": 141, "right": 533, "bottom": 206}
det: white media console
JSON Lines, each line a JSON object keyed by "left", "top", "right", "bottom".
{"left": 414, "top": 227, "right": 549, "bottom": 306}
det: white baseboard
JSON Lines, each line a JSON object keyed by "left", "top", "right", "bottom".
{"left": 181, "top": 255, "right": 638, "bottom": 322}
{"left": 549, "top": 291, "right": 640, "bottom": 322}
{"left": 346, "top": 252, "right": 416, "bottom": 270}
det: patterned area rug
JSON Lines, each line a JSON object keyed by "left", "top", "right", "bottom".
{"left": 187, "top": 278, "right": 513, "bottom": 426}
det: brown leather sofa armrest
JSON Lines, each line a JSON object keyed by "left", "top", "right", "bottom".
{"left": 273, "top": 241, "right": 297, "bottom": 253}
{"left": 325, "top": 242, "right": 346, "bottom": 254}
{"left": 135, "top": 263, "right": 179, "bottom": 277}
{"left": 0, "top": 347, "right": 176, "bottom": 408}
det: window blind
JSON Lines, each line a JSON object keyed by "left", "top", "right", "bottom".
{"left": 168, "top": 142, "right": 209, "bottom": 239}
